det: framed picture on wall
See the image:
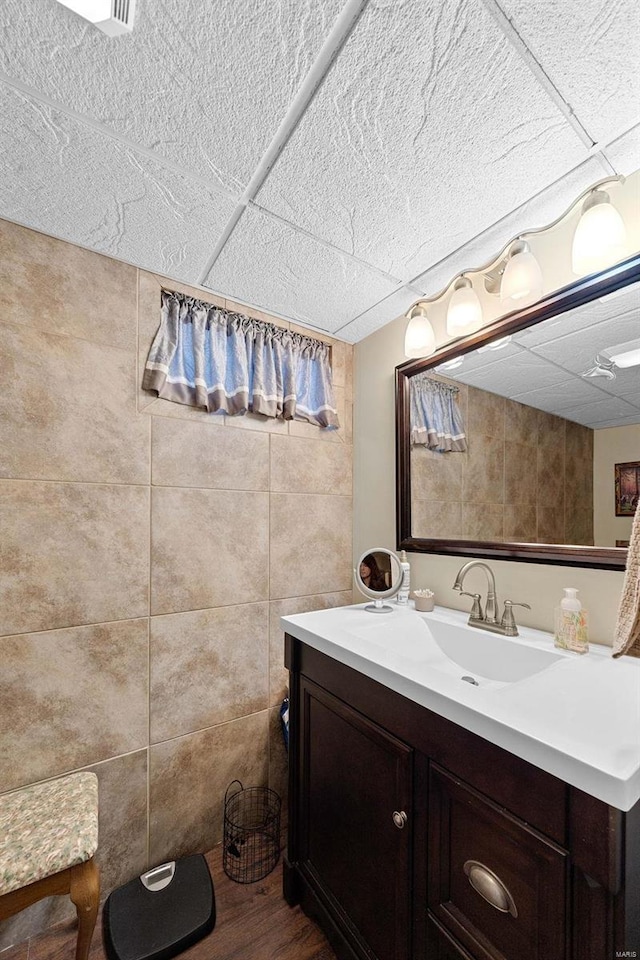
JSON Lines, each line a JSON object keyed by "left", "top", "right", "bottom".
{"left": 615, "top": 461, "right": 640, "bottom": 517}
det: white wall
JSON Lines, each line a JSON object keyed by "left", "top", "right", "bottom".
{"left": 594, "top": 424, "right": 640, "bottom": 546}
{"left": 354, "top": 312, "right": 625, "bottom": 648}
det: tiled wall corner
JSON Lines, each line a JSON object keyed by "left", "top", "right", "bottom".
{"left": 0, "top": 219, "right": 354, "bottom": 948}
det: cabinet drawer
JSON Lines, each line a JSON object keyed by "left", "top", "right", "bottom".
{"left": 427, "top": 917, "right": 477, "bottom": 959}
{"left": 429, "top": 765, "right": 568, "bottom": 960}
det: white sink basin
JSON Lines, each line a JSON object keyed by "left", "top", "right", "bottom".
{"left": 281, "top": 602, "right": 640, "bottom": 810}
{"left": 426, "top": 618, "right": 564, "bottom": 683}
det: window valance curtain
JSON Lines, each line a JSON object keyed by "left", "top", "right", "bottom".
{"left": 410, "top": 375, "right": 467, "bottom": 452}
{"left": 143, "top": 291, "right": 339, "bottom": 429}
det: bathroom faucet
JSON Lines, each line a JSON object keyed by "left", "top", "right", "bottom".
{"left": 453, "top": 561, "right": 499, "bottom": 624}
{"left": 452, "top": 561, "right": 531, "bottom": 637}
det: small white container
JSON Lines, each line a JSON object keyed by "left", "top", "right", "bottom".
{"left": 414, "top": 589, "right": 435, "bottom": 612}
{"left": 415, "top": 596, "right": 435, "bottom": 612}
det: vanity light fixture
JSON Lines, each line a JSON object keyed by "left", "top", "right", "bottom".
{"left": 446, "top": 277, "right": 483, "bottom": 337}
{"left": 401, "top": 175, "right": 629, "bottom": 358}
{"left": 572, "top": 188, "right": 627, "bottom": 276}
{"left": 500, "top": 240, "right": 543, "bottom": 303}
{"left": 404, "top": 303, "right": 436, "bottom": 358}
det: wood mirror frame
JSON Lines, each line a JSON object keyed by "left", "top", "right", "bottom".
{"left": 395, "top": 253, "right": 640, "bottom": 570}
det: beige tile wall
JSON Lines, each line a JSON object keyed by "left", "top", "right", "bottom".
{"left": 411, "top": 380, "right": 594, "bottom": 544}
{"left": 0, "top": 218, "right": 353, "bottom": 948}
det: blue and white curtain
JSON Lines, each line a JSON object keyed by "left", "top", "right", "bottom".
{"left": 410, "top": 375, "right": 467, "bottom": 452}
{"left": 143, "top": 291, "right": 339, "bottom": 429}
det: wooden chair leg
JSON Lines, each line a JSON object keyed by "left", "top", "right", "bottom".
{"left": 69, "top": 858, "right": 100, "bottom": 960}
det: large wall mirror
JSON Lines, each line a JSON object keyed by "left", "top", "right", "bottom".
{"left": 396, "top": 255, "right": 640, "bottom": 569}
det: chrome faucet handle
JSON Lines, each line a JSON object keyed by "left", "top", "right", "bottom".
{"left": 460, "top": 591, "right": 483, "bottom": 621}
{"left": 500, "top": 600, "right": 531, "bottom": 636}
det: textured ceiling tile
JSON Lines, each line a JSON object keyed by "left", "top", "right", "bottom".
{"left": 450, "top": 339, "right": 523, "bottom": 374}
{"left": 257, "top": 0, "right": 586, "bottom": 282}
{"left": 413, "top": 158, "right": 604, "bottom": 297}
{"left": 603, "top": 123, "right": 640, "bottom": 176}
{"left": 444, "top": 294, "right": 640, "bottom": 427}
{"left": 511, "top": 378, "right": 615, "bottom": 413}
{"left": 335, "top": 286, "right": 423, "bottom": 342}
{"left": 203, "top": 206, "right": 399, "bottom": 331}
{"left": 515, "top": 299, "right": 639, "bottom": 348}
{"left": 0, "top": 84, "right": 236, "bottom": 282}
{"left": 593, "top": 417, "right": 640, "bottom": 428}
{"left": 453, "top": 349, "right": 573, "bottom": 395}
{"left": 498, "top": 0, "right": 640, "bottom": 145}
{"left": 557, "top": 396, "right": 640, "bottom": 426}
{"left": 530, "top": 313, "right": 640, "bottom": 375}
{"left": 589, "top": 370, "right": 640, "bottom": 401}
{"left": 0, "top": 0, "right": 343, "bottom": 193}
{"left": 334, "top": 159, "right": 605, "bottom": 337}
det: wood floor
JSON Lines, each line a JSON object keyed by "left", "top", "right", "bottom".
{"left": 2, "top": 847, "right": 337, "bottom": 960}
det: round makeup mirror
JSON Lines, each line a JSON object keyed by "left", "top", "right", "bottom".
{"left": 354, "top": 548, "right": 403, "bottom": 613}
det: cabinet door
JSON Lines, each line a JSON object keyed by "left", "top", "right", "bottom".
{"left": 298, "top": 678, "right": 413, "bottom": 960}
{"left": 428, "top": 765, "right": 568, "bottom": 960}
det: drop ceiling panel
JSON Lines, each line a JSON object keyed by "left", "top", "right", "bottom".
{"left": 0, "top": 0, "right": 343, "bottom": 194}
{"left": 498, "top": 0, "right": 640, "bottom": 144}
{"left": 588, "top": 370, "right": 640, "bottom": 401}
{"left": 0, "top": 84, "right": 237, "bottom": 282}
{"left": 449, "top": 347, "right": 572, "bottom": 395}
{"left": 553, "top": 395, "right": 640, "bottom": 427}
{"left": 336, "top": 285, "right": 424, "bottom": 343}
{"left": 511, "top": 377, "right": 622, "bottom": 413}
{"left": 338, "top": 158, "right": 606, "bottom": 339}
{"left": 412, "top": 158, "right": 604, "bottom": 298}
{"left": 515, "top": 295, "right": 640, "bottom": 347}
{"left": 603, "top": 123, "right": 640, "bottom": 176}
{"left": 594, "top": 418, "right": 640, "bottom": 429}
{"left": 429, "top": 269, "right": 639, "bottom": 428}
{"left": 448, "top": 339, "right": 527, "bottom": 374}
{"left": 203, "top": 205, "right": 400, "bottom": 331}
{"left": 530, "top": 313, "right": 640, "bottom": 374}
{"left": 256, "top": 0, "right": 586, "bottom": 282}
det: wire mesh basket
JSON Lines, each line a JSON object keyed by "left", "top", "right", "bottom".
{"left": 223, "top": 780, "right": 281, "bottom": 883}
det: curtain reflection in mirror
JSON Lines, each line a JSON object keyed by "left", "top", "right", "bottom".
{"left": 410, "top": 375, "right": 467, "bottom": 452}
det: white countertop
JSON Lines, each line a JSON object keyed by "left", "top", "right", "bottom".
{"left": 281, "top": 602, "right": 640, "bottom": 811}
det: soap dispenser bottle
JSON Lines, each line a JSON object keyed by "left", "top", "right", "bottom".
{"left": 554, "top": 588, "right": 589, "bottom": 654}
{"left": 396, "top": 551, "right": 411, "bottom": 605}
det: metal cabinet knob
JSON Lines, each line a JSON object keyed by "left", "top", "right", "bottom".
{"left": 392, "top": 810, "right": 407, "bottom": 829}
{"left": 463, "top": 860, "right": 518, "bottom": 918}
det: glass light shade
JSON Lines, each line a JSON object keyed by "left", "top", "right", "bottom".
{"left": 446, "top": 279, "right": 483, "bottom": 336}
{"left": 500, "top": 249, "right": 542, "bottom": 302}
{"left": 404, "top": 307, "right": 436, "bottom": 358}
{"left": 572, "top": 192, "right": 627, "bottom": 275}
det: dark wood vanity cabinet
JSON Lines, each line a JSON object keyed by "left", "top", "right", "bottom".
{"left": 284, "top": 635, "right": 640, "bottom": 960}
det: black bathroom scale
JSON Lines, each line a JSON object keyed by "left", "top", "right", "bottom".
{"left": 103, "top": 854, "right": 216, "bottom": 960}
